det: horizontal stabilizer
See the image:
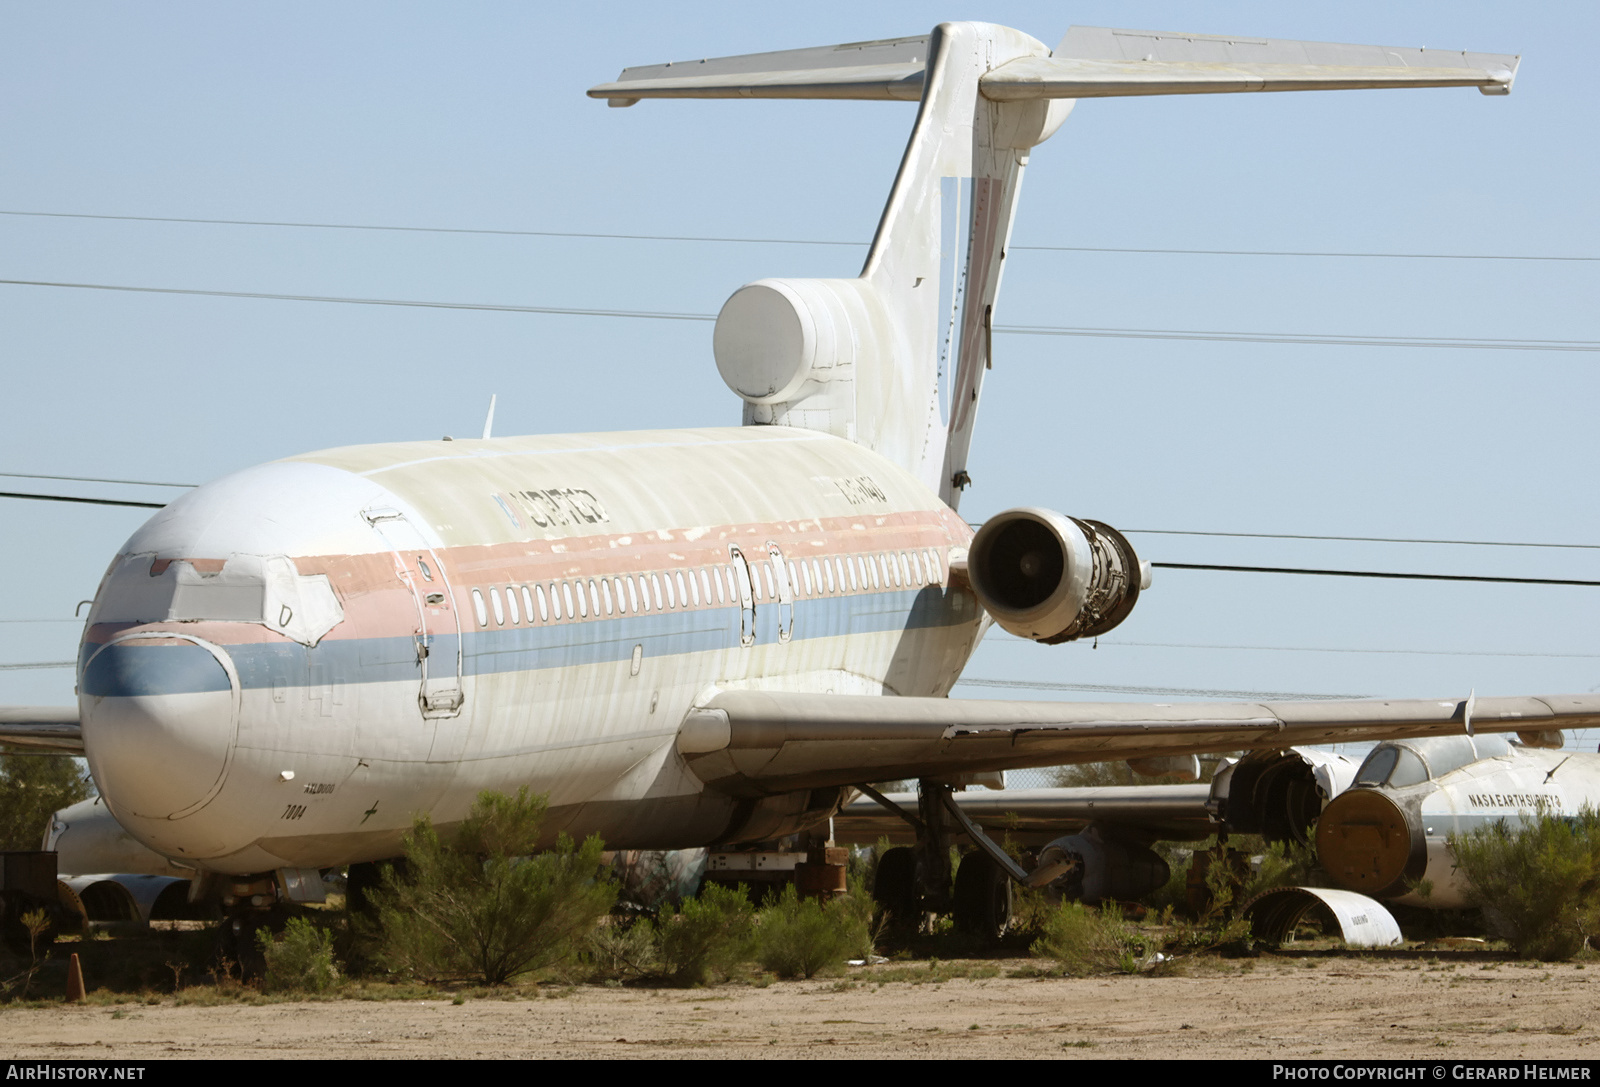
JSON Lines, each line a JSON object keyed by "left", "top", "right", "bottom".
{"left": 0, "top": 706, "right": 83, "bottom": 753}
{"left": 987, "top": 25, "right": 1518, "bottom": 99}
{"left": 590, "top": 25, "right": 1516, "bottom": 107}
{"left": 979, "top": 51, "right": 1516, "bottom": 103}
{"left": 588, "top": 34, "right": 929, "bottom": 105}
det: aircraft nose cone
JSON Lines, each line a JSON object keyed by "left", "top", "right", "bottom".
{"left": 80, "top": 635, "right": 240, "bottom": 820}
{"left": 1315, "top": 788, "right": 1425, "bottom": 899}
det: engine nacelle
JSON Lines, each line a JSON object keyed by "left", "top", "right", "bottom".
{"left": 1036, "top": 825, "right": 1169, "bottom": 904}
{"left": 1212, "top": 748, "right": 1359, "bottom": 846}
{"left": 966, "top": 507, "right": 1146, "bottom": 643}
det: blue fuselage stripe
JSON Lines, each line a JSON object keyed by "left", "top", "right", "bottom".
{"left": 80, "top": 586, "right": 964, "bottom": 698}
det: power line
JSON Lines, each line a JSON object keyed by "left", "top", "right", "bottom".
{"left": 1018, "top": 245, "right": 1600, "bottom": 263}
{"left": 0, "top": 661, "right": 73, "bottom": 672}
{"left": 0, "top": 476, "right": 1588, "bottom": 555}
{"left": 0, "top": 491, "right": 165, "bottom": 509}
{"left": 956, "top": 677, "right": 1367, "bottom": 699}
{"left": 1096, "top": 640, "right": 1600, "bottom": 660}
{"left": 3, "top": 209, "right": 1595, "bottom": 263}
{"left": 1000, "top": 324, "right": 1600, "bottom": 352}
{"left": 0, "top": 279, "right": 712, "bottom": 322}
{"left": 1153, "top": 561, "right": 1600, "bottom": 587}
{"left": 0, "top": 209, "right": 862, "bottom": 248}
{"left": 1126, "top": 528, "right": 1600, "bottom": 551}
{"left": 0, "top": 471, "right": 196, "bottom": 489}
{"left": 3, "top": 277, "right": 1595, "bottom": 353}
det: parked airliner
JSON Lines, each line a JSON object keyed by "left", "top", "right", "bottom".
{"left": 6, "top": 20, "right": 1596, "bottom": 915}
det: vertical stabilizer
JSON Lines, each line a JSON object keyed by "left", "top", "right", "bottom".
{"left": 709, "top": 23, "right": 1063, "bottom": 507}
{"left": 591, "top": 23, "right": 1517, "bottom": 509}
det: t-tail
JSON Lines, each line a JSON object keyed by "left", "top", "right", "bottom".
{"left": 590, "top": 22, "right": 1517, "bottom": 509}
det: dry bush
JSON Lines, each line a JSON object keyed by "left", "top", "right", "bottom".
{"left": 374, "top": 788, "right": 616, "bottom": 985}
{"left": 1451, "top": 809, "right": 1600, "bottom": 961}
{"left": 1031, "top": 902, "right": 1153, "bottom": 976}
{"left": 756, "top": 885, "right": 874, "bottom": 979}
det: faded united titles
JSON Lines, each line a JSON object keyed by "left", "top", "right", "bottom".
{"left": 492, "top": 487, "right": 610, "bottom": 531}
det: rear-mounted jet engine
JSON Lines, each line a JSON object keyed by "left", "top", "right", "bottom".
{"left": 966, "top": 507, "right": 1149, "bottom": 643}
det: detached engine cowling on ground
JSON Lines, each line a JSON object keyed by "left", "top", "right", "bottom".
{"left": 966, "top": 508, "right": 1148, "bottom": 643}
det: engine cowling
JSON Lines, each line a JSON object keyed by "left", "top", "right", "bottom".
{"left": 1035, "top": 825, "right": 1170, "bottom": 904}
{"left": 1212, "top": 748, "right": 1359, "bottom": 846}
{"left": 966, "top": 507, "right": 1146, "bottom": 643}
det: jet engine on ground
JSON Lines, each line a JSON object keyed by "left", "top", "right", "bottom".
{"left": 1033, "top": 824, "right": 1170, "bottom": 904}
{"left": 966, "top": 507, "right": 1148, "bottom": 643}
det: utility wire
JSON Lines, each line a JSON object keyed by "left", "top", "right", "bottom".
{"left": 0, "top": 210, "right": 860, "bottom": 248}
{"left": 956, "top": 677, "right": 1367, "bottom": 700}
{"left": 1125, "top": 528, "right": 1600, "bottom": 551}
{"left": 1000, "top": 324, "right": 1600, "bottom": 352}
{"left": 10, "top": 484, "right": 1592, "bottom": 582}
{"left": 3, "top": 278, "right": 1595, "bottom": 353}
{"left": 2, "top": 209, "right": 1594, "bottom": 263}
{"left": 1095, "top": 640, "right": 1600, "bottom": 660}
{"left": 0, "top": 279, "right": 712, "bottom": 323}
{"left": 1152, "top": 561, "right": 1600, "bottom": 587}
{"left": 0, "top": 471, "right": 196, "bottom": 489}
{"left": 0, "top": 491, "right": 165, "bottom": 510}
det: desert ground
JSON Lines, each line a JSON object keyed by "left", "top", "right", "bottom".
{"left": 4, "top": 955, "right": 1598, "bottom": 1060}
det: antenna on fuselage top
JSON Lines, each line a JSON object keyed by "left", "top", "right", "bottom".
{"left": 481, "top": 393, "right": 498, "bottom": 440}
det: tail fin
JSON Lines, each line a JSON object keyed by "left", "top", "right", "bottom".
{"left": 592, "top": 23, "right": 1517, "bottom": 508}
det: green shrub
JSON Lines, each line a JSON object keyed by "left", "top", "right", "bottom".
{"left": 374, "top": 788, "right": 617, "bottom": 985}
{"left": 256, "top": 917, "right": 340, "bottom": 993}
{"left": 657, "top": 882, "right": 757, "bottom": 986}
{"left": 1243, "top": 837, "right": 1323, "bottom": 900}
{"left": 0, "top": 751, "right": 90, "bottom": 850}
{"left": 756, "top": 885, "right": 873, "bottom": 979}
{"left": 1031, "top": 901, "right": 1153, "bottom": 975}
{"left": 583, "top": 917, "right": 659, "bottom": 981}
{"left": 1450, "top": 809, "right": 1600, "bottom": 961}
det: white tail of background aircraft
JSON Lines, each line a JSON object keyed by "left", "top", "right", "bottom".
{"left": 592, "top": 22, "right": 1518, "bottom": 505}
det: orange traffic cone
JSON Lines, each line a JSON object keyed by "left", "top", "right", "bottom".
{"left": 65, "top": 953, "right": 85, "bottom": 1003}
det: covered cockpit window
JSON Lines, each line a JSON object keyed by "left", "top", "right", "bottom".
{"left": 1387, "top": 747, "right": 1429, "bottom": 787}
{"left": 1354, "top": 745, "right": 1399, "bottom": 787}
{"left": 90, "top": 552, "right": 344, "bottom": 647}
{"left": 1353, "top": 743, "right": 1431, "bottom": 788}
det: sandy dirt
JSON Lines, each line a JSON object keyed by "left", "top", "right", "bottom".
{"left": 4, "top": 957, "right": 1599, "bottom": 1060}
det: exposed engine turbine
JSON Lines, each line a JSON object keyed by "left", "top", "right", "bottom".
{"left": 966, "top": 507, "right": 1147, "bottom": 643}
{"left": 1032, "top": 824, "right": 1170, "bottom": 904}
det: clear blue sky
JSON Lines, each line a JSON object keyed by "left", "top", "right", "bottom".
{"left": 2, "top": 2, "right": 1596, "bottom": 753}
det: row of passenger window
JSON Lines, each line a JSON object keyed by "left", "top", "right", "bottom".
{"left": 467, "top": 546, "right": 947, "bottom": 629}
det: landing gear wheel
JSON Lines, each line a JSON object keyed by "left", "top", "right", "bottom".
{"left": 953, "top": 851, "right": 1013, "bottom": 941}
{"left": 872, "top": 846, "right": 918, "bottom": 930}
{"left": 216, "top": 908, "right": 285, "bottom": 981}
{"left": 345, "top": 861, "right": 386, "bottom": 922}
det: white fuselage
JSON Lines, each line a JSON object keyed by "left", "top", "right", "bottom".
{"left": 77, "top": 426, "right": 982, "bottom": 875}
{"left": 1403, "top": 749, "right": 1600, "bottom": 908}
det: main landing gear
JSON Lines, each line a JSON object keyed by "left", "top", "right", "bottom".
{"left": 863, "top": 779, "right": 1025, "bottom": 940}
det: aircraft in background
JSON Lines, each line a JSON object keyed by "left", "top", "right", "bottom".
{"left": 5, "top": 21, "right": 1592, "bottom": 932}
{"left": 831, "top": 733, "right": 1597, "bottom": 931}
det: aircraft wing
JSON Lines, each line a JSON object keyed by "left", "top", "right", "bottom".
{"left": 0, "top": 706, "right": 84, "bottom": 754}
{"left": 679, "top": 691, "right": 1600, "bottom": 796}
{"left": 834, "top": 784, "right": 1214, "bottom": 845}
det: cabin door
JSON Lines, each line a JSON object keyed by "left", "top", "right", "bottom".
{"left": 766, "top": 542, "right": 794, "bottom": 643}
{"left": 363, "top": 507, "right": 464, "bottom": 718}
{"left": 728, "top": 545, "right": 757, "bottom": 647}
